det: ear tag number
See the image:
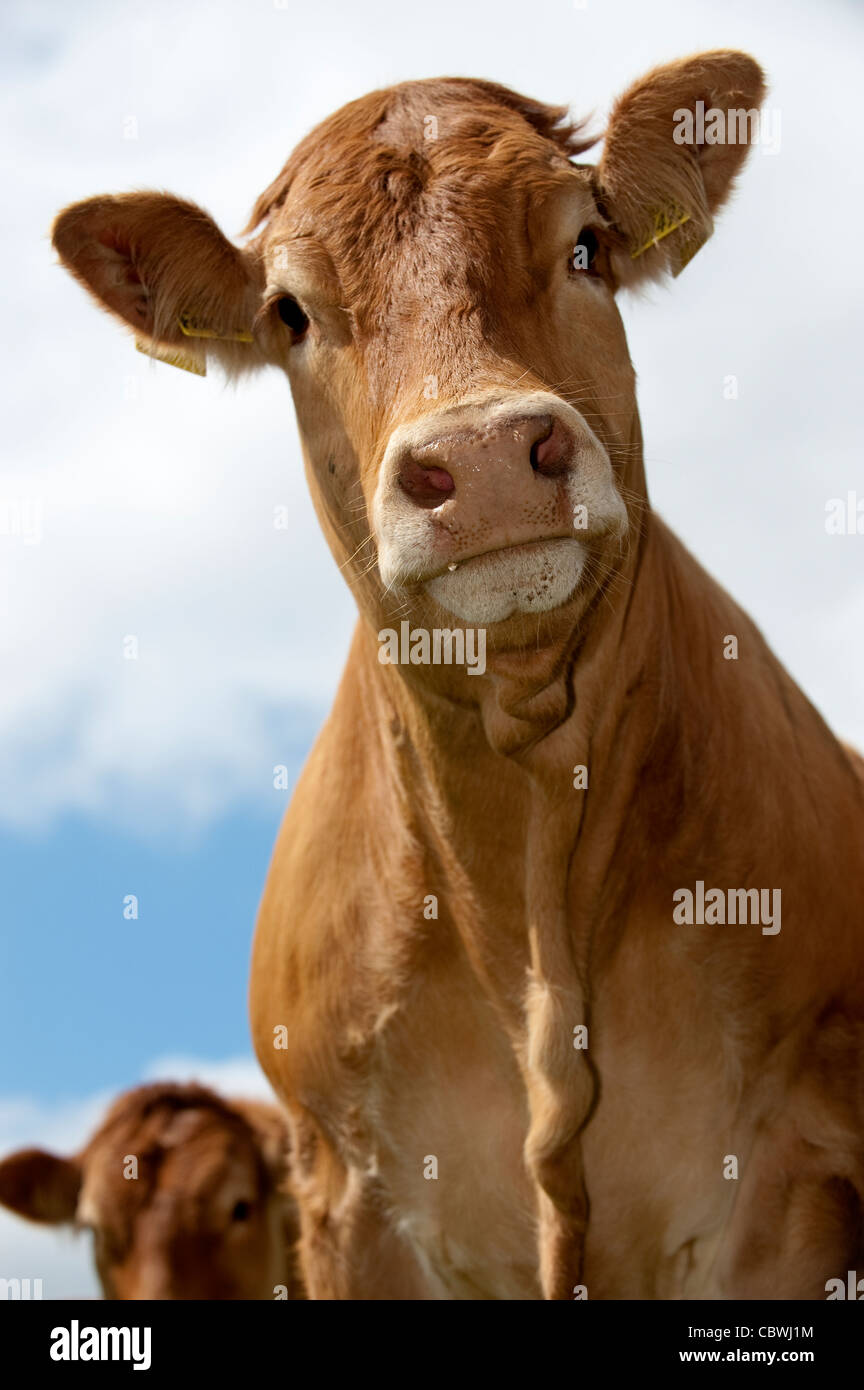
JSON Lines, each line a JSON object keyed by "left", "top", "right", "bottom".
{"left": 630, "top": 205, "right": 710, "bottom": 276}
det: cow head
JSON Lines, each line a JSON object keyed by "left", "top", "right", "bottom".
{"left": 0, "top": 1083, "right": 301, "bottom": 1299}
{"left": 52, "top": 53, "right": 764, "bottom": 745}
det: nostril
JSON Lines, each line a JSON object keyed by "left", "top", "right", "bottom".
{"left": 530, "top": 418, "right": 570, "bottom": 478}
{"left": 399, "top": 456, "right": 455, "bottom": 508}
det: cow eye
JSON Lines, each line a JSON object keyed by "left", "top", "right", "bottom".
{"left": 231, "top": 1199, "right": 252, "bottom": 1222}
{"left": 570, "top": 228, "right": 599, "bottom": 274}
{"left": 276, "top": 296, "right": 310, "bottom": 340}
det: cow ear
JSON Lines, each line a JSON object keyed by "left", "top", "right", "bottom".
{"left": 0, "top": 1147, "right": 82, "bottom": 1225}
{"left": 51, "top": 192, "right": 264, "bottom": 370}
{"left": 596, "top": 51, "right": 766, "bottom": 285}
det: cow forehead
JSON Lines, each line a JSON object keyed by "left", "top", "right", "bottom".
{"left": 77, "top": 1108, "right": 263, "bottom": 1229}
{"left": 255, "top": 81, "right": 596, "bottom": 321}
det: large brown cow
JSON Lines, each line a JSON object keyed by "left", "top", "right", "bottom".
{"left": 51, "top": 52, "right": 864, "bottom": 1299}
{"left": 0, "top": 1083, "right": 304, "bottom": 1299}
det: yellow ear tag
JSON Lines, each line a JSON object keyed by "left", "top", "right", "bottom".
{"left": 132, "top": 313, "right": 253, "bottom": 375}
{"left": 630, "top": 205, "right": 710, "bottom": 277}
{"left": 178, "top": 313, "right": 253, "bottom": 343}
{"left": 135, "top": 338, "right": 206, "bottom": 376}
{"left": 630, "top": 206, "right": 692, "bottom": 260}
{"left": 672, "top": 224, "right": 708, "bottom": 276}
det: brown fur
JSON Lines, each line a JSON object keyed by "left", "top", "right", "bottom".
{"left": 0, "top": 1083, "right": 305, "bottom": 1300}
{"left": 49, "top": 53, "right": 864, "bottom": 1300}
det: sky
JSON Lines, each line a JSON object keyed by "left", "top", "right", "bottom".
{"left": 1, "top": 0, "right": 862, "bottom": 1295}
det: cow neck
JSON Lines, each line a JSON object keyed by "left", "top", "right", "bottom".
{"left": 348, "top": 503, "right": 684, "bottom": 1000}
{"left": 346, "top": 508, "right": 680, "bottom": 1292}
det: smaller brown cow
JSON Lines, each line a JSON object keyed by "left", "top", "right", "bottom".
{"left": 0, "top": 1081, "right": 305, "bottom": 1299}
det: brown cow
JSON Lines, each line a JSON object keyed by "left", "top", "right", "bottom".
{"left": 50, "top": 52, "right": 864, "bottom": 1299}
{"left": 0, "top": 1082, "right": 304, "bottom": 1299}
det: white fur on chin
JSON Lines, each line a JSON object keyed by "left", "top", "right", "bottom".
{"left": 425, "top": 539, "right": 587, "bottom": 623}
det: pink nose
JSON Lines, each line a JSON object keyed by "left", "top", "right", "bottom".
{"left": 397, "top": 412, "right": 575, "bottom": 510}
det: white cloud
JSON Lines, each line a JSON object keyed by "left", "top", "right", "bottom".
{"left": 0, "top": 1054, "right": 274, "bottom": 1299}
{"left": 1, "top": 0, "right": 862, "bottom": 833}
{"left": 138, "top": 1054, "right": 275, "bottom": 1102}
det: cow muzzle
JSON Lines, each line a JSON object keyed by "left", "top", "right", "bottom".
{"left": 371, "top": 392, "right": 627, "bottom": 624}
